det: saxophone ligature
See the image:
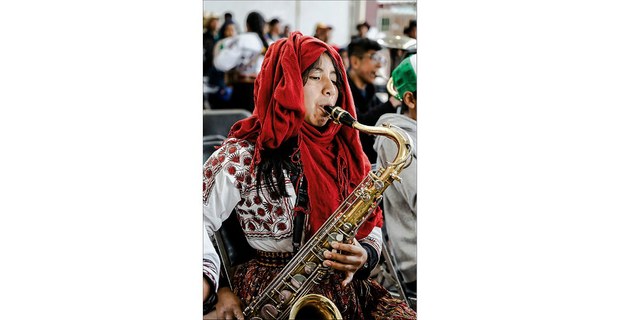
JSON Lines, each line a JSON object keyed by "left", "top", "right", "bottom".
{"left": 243, "top": 106, "right": 414, "bottom": 320}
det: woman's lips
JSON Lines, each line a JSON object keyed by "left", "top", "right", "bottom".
{"left": 319, "top": 105, "right": 331, "bottom": 117}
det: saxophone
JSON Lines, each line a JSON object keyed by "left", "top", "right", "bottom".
{"left": 243, "top": 106, "right": 414, "bottom": 320}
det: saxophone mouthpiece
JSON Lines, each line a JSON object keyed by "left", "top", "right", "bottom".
{"left": 323, "top": 105, "right": 335, "bottom": 114}
{"left": 324, "top": 106, "right": 357, "bottom": 127}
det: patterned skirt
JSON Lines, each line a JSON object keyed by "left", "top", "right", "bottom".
{"left": 232, "top": 253, "right": 416, "bottom": 320}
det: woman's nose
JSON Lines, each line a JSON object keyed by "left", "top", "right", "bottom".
{"left": 323, "top": 78, "right": 336, "bottom": 97}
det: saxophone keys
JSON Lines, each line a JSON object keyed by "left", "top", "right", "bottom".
{"left": 341, "top": 222, "right": 353, "bottom": 232}
{"left": 279, "top": 289, "right": 293, "bottom": 304}
{"left": 362, "top": 192, "right": 372, "bottom": 201}
{"left": 374, "top": 180, "right": 385, "bottom": 190}
{"left": 304, "top": 261, "right": 317, "bottom": 274}
{"left": 390, "top": 172, "right": 402, "bottom": 182}
{"left": 327, "top": 232, "right": 343, "bottom": 246}
{"left": 291, "top": 274, "right": 307, "bottom": 289}
{"left": 259, "top": 303, "right": 279, "bottom": 319}
{"left": 355, "top": 187, "right": 372, "bottom": 201}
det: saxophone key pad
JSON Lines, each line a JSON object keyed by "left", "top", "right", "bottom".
{"left": 304, "top": 261, "right": 317, "bottom": 274}
{"left": 291, "top": 274, "right": 307, "bottom": 289}
{"left": 328, "top": 232, "right": 344, "bottom": 244}
{"left": 279, "top": 289, "right": 293, "bottom": 303}
{"left": 341, "top": 222, "right": 353, "bottom": 232}
{"left": 260, "top": 303, "right": 278, "bottom": 320}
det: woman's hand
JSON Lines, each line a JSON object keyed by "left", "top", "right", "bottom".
{"left": 322, "top": 238, "right": 368, "bottom": 286}
{"left": 214, "top": 287, "right": 244, "bottom": 320}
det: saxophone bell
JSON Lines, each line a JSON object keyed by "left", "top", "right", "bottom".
{"left": 288, "top": 294, "right": 343, "bottom": 320}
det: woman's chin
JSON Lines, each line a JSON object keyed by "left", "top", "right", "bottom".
{"left": 304, "top": 115, "right": 330, "bottom": 128}
{"left": 315, "top": 117, "right": 330, "bottom": 127}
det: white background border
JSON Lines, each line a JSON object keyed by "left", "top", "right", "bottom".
{"left": 1, "top": 0, "right": 619, "bottom": 319}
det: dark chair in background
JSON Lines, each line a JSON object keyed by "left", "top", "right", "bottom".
{"left": 203, "top": 109, "right": 251, "bottom": 163}
{"left": 203, "top": 109, "right": 252, "bottom": 137}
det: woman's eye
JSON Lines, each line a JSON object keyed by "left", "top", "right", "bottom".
{"left": 310, "top": 76, "right": 320, "bottom": 80}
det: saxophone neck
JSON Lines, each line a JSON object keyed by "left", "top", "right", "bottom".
{"left": 325, "top": 106, "right": 413, "bottom": 169}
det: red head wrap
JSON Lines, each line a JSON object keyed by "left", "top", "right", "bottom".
{"left": 228, "top": 32, "right": 382, "bottom": 239}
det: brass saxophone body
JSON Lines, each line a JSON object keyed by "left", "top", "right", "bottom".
{"left": 243, "top": 106, "right": 414, "bottom": 320}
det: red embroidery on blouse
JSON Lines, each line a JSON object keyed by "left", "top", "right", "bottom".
{"left": 203, "top": 138, "right": 295, "bottom": 240}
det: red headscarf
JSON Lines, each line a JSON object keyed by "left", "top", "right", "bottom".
{"left": 228, "top": 32, "right": 382, "bottom": 239}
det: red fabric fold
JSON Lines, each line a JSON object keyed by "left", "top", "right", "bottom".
{"left": 228, "top": 32, "right": 382, "bottom": 239}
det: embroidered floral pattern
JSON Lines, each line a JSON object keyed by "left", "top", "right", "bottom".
{"left": 203, "top": 138, "right": 294, "bottom": 241}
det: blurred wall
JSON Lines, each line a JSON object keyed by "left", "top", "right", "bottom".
{"left": 203, "top": 0, "right": 353, "bottom": 48}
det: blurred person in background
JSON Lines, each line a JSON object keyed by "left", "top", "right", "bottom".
{"left": 338, "top": 47, "right": 349, "bottom": 70}
{"left": 214, "top": 11, "right": 269, "bottom": 112}
{"left": 404, "top": 20, "right": 417, "bottom": 39}
{"left": 203, "top": 13, "right": 220, "bottom": 79}
{"left": 217, "top": 19, "right": 237, "bottom": 41}
{"left": 206, "top": 19, "right": 238, "bottom": 109}
{"left": 224, "top": 12, "right": 242, "bottom": 35}
{"left": 373, "top": 54, "right": 417, "bottom": 299}
{"left": 203, "top": 13, "right": 220, "bottom": 109}
{"left": 314, "top": 22, "right": 339, "bottom": 51}
{"left": 266, "top": 18, "right": 281, "bottom": 43}
{"left": 313, "top": 22, "right": 330, "bottom": 43}
{"left": 280, "top": 24, "right": 291, "bottom": 38}
{"left": 346, "top": 38, "right": 400, "bottom": 163}
{"left": 351, "top": 21, "right": 370, "bottom": 41}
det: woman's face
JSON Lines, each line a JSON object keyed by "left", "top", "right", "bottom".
{"left": 303, "top": 53, "right": 339, "bottom": 127}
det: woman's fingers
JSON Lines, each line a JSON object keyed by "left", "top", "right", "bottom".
{"left": 323, "top": 240, "right": 366, "bottom": 269}
{"left": 234, "top": 310, "right": 244, "bottom": 320}
{"left": 322, "top": 257, "right": 358, "bottom": 271}
{"left": 330, "top": 241, "right": 364, "bottom": 255}
{"left": 324, "top": 250, "right": 356, "bottom": 264}
{"left": 341, "top": 271, "right": 355, "bottom": 287}
{"left": 215, "top": 288, "right": 245, "bottom": 320}
{"left": 219, "top": 307, "right": 243, "bottom": 320}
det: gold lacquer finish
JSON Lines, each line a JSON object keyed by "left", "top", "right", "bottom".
{"left": 243, "top": 106, "right": 414, "bottom": 320}
{"left": 288, "top": 294, "right": 343, "bottom": 320}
